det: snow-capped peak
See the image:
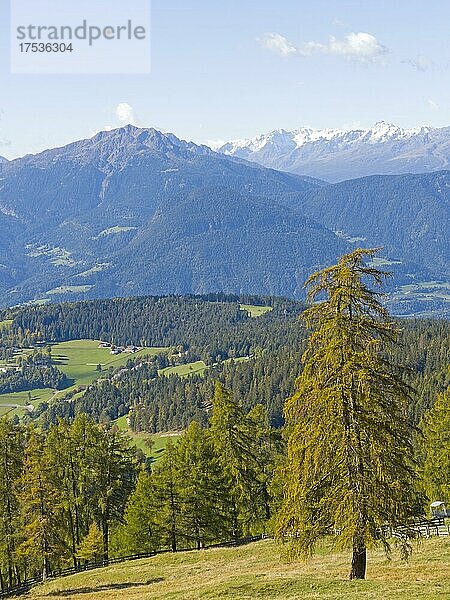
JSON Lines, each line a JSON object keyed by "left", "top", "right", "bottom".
{"left": 211, "top": 121, "right": 450, "bottom": 182}
{"left": 215, "top": 121, "right": 437, "bottom": 155}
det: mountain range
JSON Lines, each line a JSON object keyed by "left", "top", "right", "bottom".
{"left": 214, "top": 121, "right": 450, "bottom": 182}
{"left": 0, "top": 125, "right": 448, "bottom": 316}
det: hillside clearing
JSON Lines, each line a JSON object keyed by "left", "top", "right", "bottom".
{"left": 28, "top": 538, "right": 450, "bottom": 600}
{"left": 51, "top": 340, "right": 167, "bottom": 387}
{"left": 0, "top": 340, "right": 168, "bottom": 415}
{"left": 0, "top": 388, "right": 56, "bottom": 416}
{"left": 114, "top": 415, "right": 181, "bottom": 461}
{"left": 159, "top": 360, "right": 208, "bottom": 378}
{"left": 239, "top": 304, "right": 273, "bottom": 317}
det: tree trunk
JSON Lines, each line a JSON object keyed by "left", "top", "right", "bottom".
{"left": 350, "top": 539, "right": 366, "bottom": 580}
{"left": 170, "top": 527, "right": 177, "bottom": 553}
{"left": 101, "top": 517, "right": 109, "bottom": 563}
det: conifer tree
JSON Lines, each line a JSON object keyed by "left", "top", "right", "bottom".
{"left": 210, "top": 383, "right": 250, "bottom": 538}
{"left": 16, "top": 428, "right": 66, "bottom": 580}
{"left": 46, "top": 420, "right": 83, "bottom": 569}
{"left": 88, "top": 427, "right": 138, "bottom": 561}
{"left": 0, "top": 419, "right": 24, "bottom": 588}
{"left": 422, "top": 386, "right": 450, "bottom": 504}
{"left": 76, "top": 523, "right": 103, "bottom": 563}
{"left": 176, "top": 421, "right": 231, "bottom": 548}
{"left": 277, "top": 248, "right": 418, "bottom": 579}
{"left": 111, "top": 469, "right": 163, "bottom": 556}
{"left": 246, "top": 404, "right": 282, "bottom": 524}
{"left": 150, "top": 442, "right": 181, "bottom": 552}
{"left": 210, "top": 384, "right": 279, "bottom": 536}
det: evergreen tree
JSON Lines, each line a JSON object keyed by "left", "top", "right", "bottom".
{"left": 88, "top": 427, "right": 138, "bottom": 561}
{"left": 210, "top": 383, "right": 249, "bottom": 539}
{"left": 150, "top": 443, "right": 181, "bottom": 552}
{"left": 246, "top": 404, "right": 283, "bottom": 525}
{"left": 210, "top": 384, "right": 280, "bottom": 536}
{"left": 16, "top": 428, "right": 66, "bottom": 580}
{"left": 111, "top": 469, "right": 163, "bottom": 556}
{"left": 176, "top": 421, "right": 231, "bottom": 548}
{"left": 46, "top": 420, "right": 83, "bottom": 569}
{"left": 277, "top": 248, "right": 418, "bottom": 579}
{"left": 422, "top": 386, "right": 450, "bottom": 505}
{"left": 76, "top": 523, "right": 103, "bottom": 563}
{"left": 0, "top": 419, "right": 24, "bottom": 588}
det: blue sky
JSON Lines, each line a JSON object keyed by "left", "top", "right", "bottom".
{"left": 1, "top": 0, "right": 450, "bottom": 158}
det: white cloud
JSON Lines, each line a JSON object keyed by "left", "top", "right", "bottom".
{"left": 115, "top": 102, "right": 138, "bottom": 125}
{"left": 261, "top": 31, "right": 389, "bottom": 64}
{"left": 321, "top": 32, "right": 388, "bottom": 63}
{"left": 94, "top": 103, "right": 140, "bottom": 136}
{"left": 428, "top": 99, "right": 439, "bottom": 111}
{"left": 260, "top": 33, "right": 298, "bottom": 57}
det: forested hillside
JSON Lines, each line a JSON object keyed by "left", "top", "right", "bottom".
{"left": 0, "top": 257, "right": 448, "bottom": 590}
{"left": 1, "top": 294, "right": 448, "bottom": 434}
{"left": 4, "top": 294, "right": 304, "bottom": 361}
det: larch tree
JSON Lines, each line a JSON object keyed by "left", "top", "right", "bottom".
{"left": 276, "top": 248, "right": 418, "bottom": 580}
{"left": 175, "top": 421, "right": 231, "bottom": 548}
{"left": 89, "top": 426, "right": 138, "bottom": 562}
{"left": 16, "top": 428, "right": 65, "bottom": 580}
{"left": 422, "top": 386, "right": 450, "bottom": 505}
{"left": 0, "top": 418, "right": 24, "bottom": 589}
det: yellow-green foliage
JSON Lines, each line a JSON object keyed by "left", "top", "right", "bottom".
{"left": 277, "top": 249, "right": 418, "bottom": 578}
{"left": 422, "top": 386, "right": 450, "bottom": 504}
{"left": 0, "top": 319, "right": 13, "bottom": 331}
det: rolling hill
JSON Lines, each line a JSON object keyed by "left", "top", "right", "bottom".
{"left": 27, "top": 537, "right": 450, "bottom": 600}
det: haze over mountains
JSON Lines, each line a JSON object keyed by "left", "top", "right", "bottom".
{"left": 0, "top": 125, "right": 448, "bottom": 316}
{"left": 215, "top": 122, "right": 450, "bottom": 182}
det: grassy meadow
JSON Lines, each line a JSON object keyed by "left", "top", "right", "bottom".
{"left": 0, "top": 340, "right": 168, "bottom": 416}
{"left": 159, "top": 360, "right": 208, "bottom": 378}
{"left": 239, "top": 304, "right": 273, "bottom": 317}
{"left": 51, "top": 339, "right": 167, "bottom": 392}
{"left": 28, "top": 537, "right": 450, "bottom": 600}
{"left": 114, "top": 415, "right": 181, "bottom": 462}
{"left": 0, "top": 388, "right": 56, "bottom": 417}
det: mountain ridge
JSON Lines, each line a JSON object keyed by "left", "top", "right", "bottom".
{"left": 0, "top": 126, "right": 448, "bottom": 316}
{"left": 214, "top": 121, "right": 450, "bottom": 182}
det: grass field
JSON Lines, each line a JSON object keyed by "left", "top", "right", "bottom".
{"left": 114, "top": 415, "right": 180, "bottom": 462}
{"left": 50, "top": 340, "right": 168, "bottom": 397}
{"left": 159, "top": 360, "right": 208, "bottom": 378}
{"left": 239, "top": 304, "right": 273, "bottom": 317}
{"left": 0, "top": 340, "right": 168, "bottom": 415}
{"left": 0, "top": 388, "right": 57, "bottom": 416}
{"left": 159, "top": 356, "right": 250, "bottom": 380}
{"left": 29, "top": 537, "right": 450, "bottom": 599}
